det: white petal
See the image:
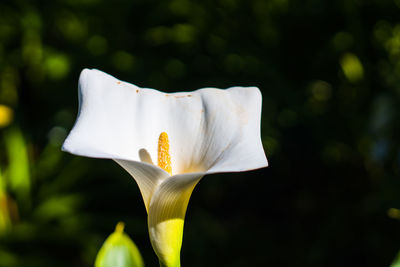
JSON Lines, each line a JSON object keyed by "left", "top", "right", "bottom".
{"left": 147, "top": 173, "right": 204, "bottom": 267}
{"left": 62, "top": 69, "right": 267, "bottom": 176}
{"left": 170, "top": 86, "right": 268, "bottom": 174}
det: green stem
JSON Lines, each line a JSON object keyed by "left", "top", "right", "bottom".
{"left": 159, "top": 260, "right": 180, "bottom": 267}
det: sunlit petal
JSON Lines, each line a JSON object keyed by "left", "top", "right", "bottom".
{"left": 62, "top": 69, "right": 267, "bottom": 173}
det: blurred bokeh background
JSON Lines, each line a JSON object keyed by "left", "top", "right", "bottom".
{"left": 1, "top": 0, "right": 400, "bottom": 266}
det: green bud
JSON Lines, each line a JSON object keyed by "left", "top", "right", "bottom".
{"left": 95, "top": 222, "right": 144, "bottom": 267}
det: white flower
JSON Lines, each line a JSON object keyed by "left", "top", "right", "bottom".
{"left": 62, "top": 69, "right": 268, "bottom": 267}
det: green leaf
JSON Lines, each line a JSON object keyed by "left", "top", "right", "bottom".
{"left": 95, "top": 222, "right": 144, "bottom": 267}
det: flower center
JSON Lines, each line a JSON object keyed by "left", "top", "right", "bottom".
{"left": 158, "top": 132, "right": 172, "bottom": 175}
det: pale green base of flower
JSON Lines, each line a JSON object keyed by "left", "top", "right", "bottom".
{"left": 151, "top": 218, "right": 183, "bottom": 267}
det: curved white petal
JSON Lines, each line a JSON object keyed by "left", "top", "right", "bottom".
{"left": 147, "top": 173, "right": 204, "bottom": 267}
{"left": 62, "top": 69, "right": 267, "bottom": 176}
{"left": 114, "top": 159, "right": 169, "bottom": 212}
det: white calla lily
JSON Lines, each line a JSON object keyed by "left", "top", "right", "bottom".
{"left": 62, "top": 69, "right": 268, "bottom": 267}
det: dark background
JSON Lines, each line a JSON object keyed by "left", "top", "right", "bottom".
{"left": 1, "top": 0, "right": 400, "bottom": 266}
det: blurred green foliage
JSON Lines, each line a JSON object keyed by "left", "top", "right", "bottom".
{"left": 0, "top": 0, "right": 400, "bottom": 266}
{"left": 392, "top": 249, "right": 400, "bottom": 267}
